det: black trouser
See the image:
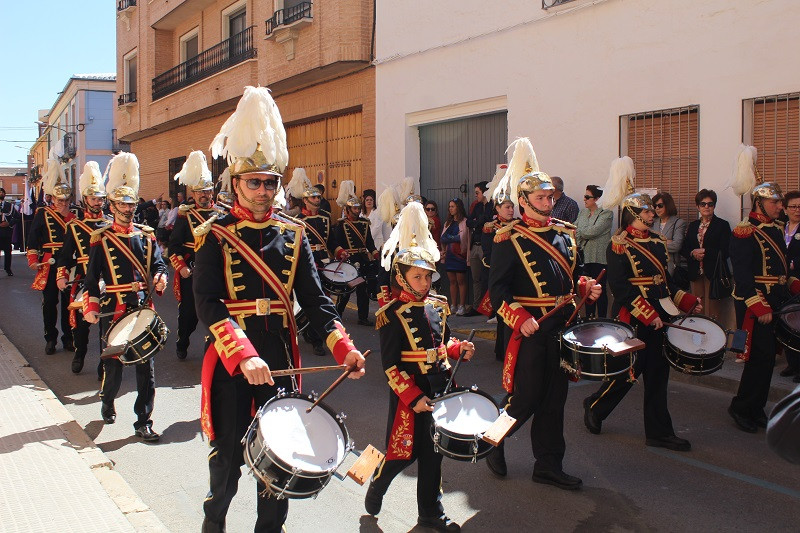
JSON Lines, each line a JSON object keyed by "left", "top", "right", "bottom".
{"left": 583, "top": 263, "right": 608, "bottom": 318}
{"left": 336, "top": 282, "right": 369, "bottom": 320}
{"left": 731, "top": 300, "right": 777, "bottom": 419}
{"left": 502, "top": 330, "right": 569, "bottom": 472}
{"left": 176, "top": 275, "right": 198, "bottom": 352}
{"left": 0, "top": 234, "right": 12, "bottom": 271}
{"left": 495, "top": 321, "right": 508, "bottom": 361}
{"left": 585, "top": 324, "right": 675, "bottom": 439}
{"left": 204, "top": 331, "right": 293, "bottom": 533}
{"left": 41, "top": 268, "right": 72, "bottom": 345}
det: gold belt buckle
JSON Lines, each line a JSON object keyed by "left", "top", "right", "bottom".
{"left": 554, "top": 295, "right": 566, "bottom": 306}
{"left": 426, "top": 348, "right": 437, "bottom": 363}
{"left": 256, "top": 298, "right": 271, "bottom": 316}
{"left": 652, "top": 274, "right": 663, "bottom": 285}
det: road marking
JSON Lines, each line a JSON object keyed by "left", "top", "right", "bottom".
{"left": 648, "top": 447, "right": 800, "bottom": 500}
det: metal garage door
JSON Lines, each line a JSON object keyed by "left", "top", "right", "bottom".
{"left": 419, "top": 111, "right": 507, "bottom": 215}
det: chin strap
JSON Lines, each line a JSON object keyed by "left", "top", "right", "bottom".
{"left": 625, "top": 205, "right": 654, "bottom": 227}
{"left": 521, "top": 194, "right": 552, "bottom": 218}
{"left": 394, "top": 264, "right": 425, "bottom": 300}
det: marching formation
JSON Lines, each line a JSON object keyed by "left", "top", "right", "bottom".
{"left": 20, "top": 86, "right": 800, "bottom": 533}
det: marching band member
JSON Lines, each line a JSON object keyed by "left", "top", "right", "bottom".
{"left": 56, "top": 162, "right": 110, "bottom": 374}
{"left": 27, "top": 158, "right": 77, "bottom": 355}
{"left": 168, "top": 151, "right": 216, "bottom": 360}
{"left": 83, "top": 153, "right": 168, "bottom": 440}
{"left": 333, "top": 180, "right": 379, "bottom": 326}
{"left": 583, "top": 156, "right": 701, "bottom": 451}
{"left": 365, "top": 201, "right": 474, "bottom": 532}
{"left": 194, "top": 86, "right": 365, "bottom": 533}
{"left": 728, "top": 146, "right": 800, "bottom": 432}
{"left": 485, "top": 138, "right": 600, "bottom": 490}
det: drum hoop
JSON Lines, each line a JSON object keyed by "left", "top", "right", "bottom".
{"left": 431, "top": 388, "right": 500, "bottom": 432}
{"left": 561, "top": 317, "right": 635, "bottom": 351}
{"left": 664, "top": 314, "right": 727, "bottom": 356}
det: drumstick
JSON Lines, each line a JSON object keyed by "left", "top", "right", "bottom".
{"left": 661, "top": 322, "right": 706, "bottom": 335}
{"left": 333, "top": 260, "right": 345, "bottom": 275}
{"left": 33, "top": 258, "right": 56, "bottom": 268}
{"left": 564, "top": 269, "right": 606, "bottom": 327}
{"left": 512, "top": 295, "right": 575, "bottom": 341}
{"left": 443, "top": 329, "right": 475, "bottom": 396}
{"left": 270, "top": 364, "right": 347, "bottom": 377}
{"left": 306, "top": 349, "right": 371, "bottom": 413}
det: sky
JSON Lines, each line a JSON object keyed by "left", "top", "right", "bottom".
{"left": 0, "top": 1, "right": 116, "bottom": 168}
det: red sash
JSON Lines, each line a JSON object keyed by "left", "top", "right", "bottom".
{"left": 103, "top": 231, "right": 152, "bottom": 286}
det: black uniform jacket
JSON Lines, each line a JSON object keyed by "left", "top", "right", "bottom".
{"left": 27, "top": 206, "right": 77, "bottom": 290}
{"left": 168, "top": 204, "right": 215, "bottom": 301}
{"left": 297, "top": 208, "right": 336, "bottom": 264}
{"left": 333, "top": 216, "right": 378, "bottom": 264}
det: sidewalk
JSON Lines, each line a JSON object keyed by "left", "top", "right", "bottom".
{"left": 0, "top": 327, "right": 167, "bottom": 533}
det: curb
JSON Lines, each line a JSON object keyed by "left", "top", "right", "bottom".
{"left": 0, "top": 331, "right": 169, "bottom": 533}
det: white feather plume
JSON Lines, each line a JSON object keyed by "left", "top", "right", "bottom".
{"left": 78, "top": 161, "right": 102, "bottom": 194}
{"left": 730, "top": 144, "right": 758, "bottom": 196}
{"left": 104, "top": 152, "right": 140, "bottom": 196}
{"left": 398, "top": 177, "right": 416, "bottom": 201}
{"left": 493, "top": 138, "right": 539, "bottom": 206}
{"left": 486, "top": 164, "right": 508, "bottom": 202}
{"left": 41, "top": 158, "right": 63, "bottom": 196}
{"left": 378, "top": 187, "right": 400, "bottom": 224}
{"left": 336, "top": 180, "right": 356, "bottom": 207}
{"left": 210, "top": 86, "right": 288, "bottom": 171}
{"left": 219, "top": 167, "right": 232, "bottom": 192}
{"left": 175, "top": 150, "right": 211, "bottom": 188}
{"left": 274, "top": 186, "right": 286, "bottom": 210}
{"left": 597, "top": 156, "right": 635, "bottom": 210}
{"left": 381, "top": 201, "right": 440, "bottom": 271}
{"left": 286, "top": 168, "right": 310, "bottom": 199}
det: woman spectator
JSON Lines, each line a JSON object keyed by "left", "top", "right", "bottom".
{"left": 576, "top": 185, "right": 613, "bottom": 317}
{"left": 363, "top": 189, "right": 390, "bottom": 252}
{"left": 425, "top": 200, "right": 442, "bottom": 247}
{"left": 680, "top": 189, "right": 731, "bottom": 321}
{"left": 652, "top": 192, "right": 687, "bottom": 276}
{"left": 157, "top": 200, "right": 171, "bottom": 250}
{"left": 441, "top": 198, "right": 470, "bottom": 315}
{"left": 780, "top": 190, "right": 800, "bottom": 382}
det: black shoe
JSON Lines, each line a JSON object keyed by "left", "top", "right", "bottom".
{"left": 754, "top": 411, "right": 768, "bottom": 428}
{"left": 63, "top": 341, "right": 75, "bottom": 352}
{"left": 728, "top": 406, "right": 758, "bottom": 433}
{"left": 417, "top": 515, "right": 461, "bottom": 532}
{"left": 135, "top": 425, "right": 160, "bottom": 442}
{"left": 176, "top": 348, "right": 188, "bottom": 360}
{"left": 486, "top": 445, "right": 507, "bottom": 477}
{"left": 583, "top": 398, "right": 602, "bottom": 435}
{"left": 780, "top": 366, "right": 798, "bottom": 377}
{"left": 101, "top": 404, "right": 116, "bottom": 424}
{"left": 531, "top": 468, "right": 583, "bottom": 491}
{"left": 358, "top": 318, "right": 374, "bottom": 327}
{"left": 45, "top": 340, "right": 56, "bottom": 355}
{"left": 364, "top": 482, "right": 383, "bottom": 516}
{"left": 5, "top": 269, "right": 12, "bottom": 276}
{"left": 645, "top": 435, "right": 691, "bottom": 452}
{"left": 463, "top": 309, "right": 481, "bottom": 317}
{"left": 313, "top": 343, "right": 325, "bottom": 356}
{"left": 71, "top": 352, "right": 85, "bottom": 374}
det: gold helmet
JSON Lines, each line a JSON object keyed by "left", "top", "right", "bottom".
{"left": 382, "top": 202, "right": 440, "bottom": 277}
{"left": 210, "top": 86, "right": 288, "bottom": 184}
{"left": 42, "top": 158, "right": 72, "bottom": 200}
{"left": 336, "top": 180, "right": 360, "bottom": 208}
{"left": 78, "top": 161, "right": 106, "bottom": 198}
{"left": 104, "top": 152, "right": 139, "bottom": 203}
{"left": 752, "top": 181, "right": 783, "bottom": 201}
{"left": 175, "top": 150, "right": 214, "bottom": 192}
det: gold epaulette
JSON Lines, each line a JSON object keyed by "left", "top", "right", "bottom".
{"left": 611, "top": 230, "right": 628, "bottom": 254}
{"left": 133, "top": 223, "right": 154, "bottom": 234}
{"left": 278, "top": 213, "right": 307, "bottom": 228}
{"left": 426, "top": 293, "right": 451, "bottom": 315}
{"left": 375, "top": 298, "right": 399, "bottom": 329}
{"left": 178, "top": 204, "right": 192, "bottom": 214}
{"left": 483, "top": 221, "right": 495, "bottom": 233}
{"left": 774, "top": 219, "right": 786, "bottom": 228}
{"left": 550, "top": 217, "right": 577, "bottom": 230}
{"left": 361, "top": 217, "right": 371, "bottom": 226}
{"left": 494, "top": 220, "right": 519, "bottom": 243}
{"left": 733, "top": 221, "right": 754, "bottom": 238}
{"left": 89, "top": 223, "right": 113, "bottom": 245}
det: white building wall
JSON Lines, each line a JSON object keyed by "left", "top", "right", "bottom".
{"left": 375, "top": 0, "right": 800, "bottom": 224}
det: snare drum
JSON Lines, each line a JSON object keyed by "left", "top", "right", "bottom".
{"left": 320, "top": 261, "right": 360, "bottom": 296}
{"left": 664, "top": 315, "right": 727, "bottom": 375}
{"left": 430, "top": 387, "right": 500, "bottom": 462}
{"left": 104, "top": 307, "right": 169, "bottom": 365}
{"left": 243, "top": 391, "right": 351, "bottom": 499}
{"left": 68, "top": 281, "right": 86, "bottom": 311}
{"left": 776, "top": 303, "right": 800, "bottom": 354}
{"left": 431, "top": 271, "right": 442, "bottom": 292}
{"left": 560, "top": 318, "right": 637, "bottom": 380}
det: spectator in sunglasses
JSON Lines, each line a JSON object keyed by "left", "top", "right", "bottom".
{"left": 424, "top": 201, "right": 442, "bottom": 247}
{"left": 652, "top": 192, "right": 687, "bottom": 277}
{"left": 576, "top": 185, "right": 612, "bottom": 317}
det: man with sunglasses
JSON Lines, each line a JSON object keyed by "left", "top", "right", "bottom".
{"left": 194, "top": 86, "right": 366, "bottom": 533}
{"left": 168, "top": 151, "right": 217, "bottom": 361}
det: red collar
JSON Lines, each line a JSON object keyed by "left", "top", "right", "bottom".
{"left": 749, "top": 211, "right": 772, "bottom": 224}
{"left": 521, "top": 213, "right": 550, "bottom": 228}
{"left": 231, "top": 201, "right": 273, "bottom": 222}
{"left": 301, "top": 207, "right": 320, "bottom": 217}
{"left": 398, "top": 290, "right": 426, "bottom": 303}
{"left": 112, "top": 221, "right": 134, "bottom": 233}
{"left": 626, "top": 225, "right": 650, "bottom": 238}
{"left": 84, "top": 213, "right": 104, "bottom": 221}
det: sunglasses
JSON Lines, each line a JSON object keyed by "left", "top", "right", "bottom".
{"left": 243, "top": 178, "right": 278, "bottom": 191}
{"left": 698, "top": 202, "right": 715, "bottom": 207}
{"left": 425, "top": 207, "right": 436, "bottom": 212}
{"left": 654, "top": 203, "right": 665, "bottom": 208}
{"left": 583, "top": 195, "right": 595, "bottom": 200}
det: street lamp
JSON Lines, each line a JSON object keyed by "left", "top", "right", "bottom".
{"left": 34, "top": 120, "right": 85, "bottom": 133}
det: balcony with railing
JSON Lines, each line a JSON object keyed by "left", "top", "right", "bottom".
{"left": 118, "top": 92, "right": 137, "bottom": 106}
{"left": 266, "top": 2, "right": 313, "bottom": 36}
{"left": 542, "top": 0, "right": 576, "bottom": 8}
{"left": 152, "top": 26, "right": 256, "bottom": 101}
{"left": 117, "top": 0, "right": 136, "bottom": 10}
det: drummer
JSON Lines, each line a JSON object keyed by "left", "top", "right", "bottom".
{"left": 333, "top": 180, "right": 379, "bottom": 326}
{"left": 485, "top": 139, "right": 600, "bottom": 490}
{"left": 582, "top": 157, "right": 700, "bottom": 451}
{"left": 286, "top": 167, "right": 336, "bottom": 356}
{"left": 193, "top": 86, "right": 365, "bottom": 533}
{"left": 83, "top": 152, "right": 168, "bottom": 441}
{"left": 366, "top": 201, "right": 474, "bottom": 532}
{"left": 56, "top": 162, "right": 110, "bottom": 375}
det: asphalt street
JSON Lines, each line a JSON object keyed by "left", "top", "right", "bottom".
{"left": 1, "top": 260, "right": 798, "bottom": 532}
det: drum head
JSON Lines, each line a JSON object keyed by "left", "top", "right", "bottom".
{"left": 259, "top": 397, "right": 347, "bottom": 473}
{"left": 321, "top": 262, "right": 359, "bottom": 284}
{"left": 431, "top": 391, "right": 499, "bottom": 435}
{"left": 107, "top": 308, "right": 157, "bottom": 346}
{"left": 780, "top": 304, "right": 800, "bottom": 330}
{"left": 563, "top": 320, "right": 633, "bottom": 349}
{"left": 666, "top": 316, "right": 727, "bottom": 353}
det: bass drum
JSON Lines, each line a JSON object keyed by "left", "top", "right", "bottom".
{"left": 430, "top": 387, "right": 500, "bottom": 462}
{"left": 664, "top": 315, "right": 727, "bottom": 375}
{"left": 776, "top": 303, "right": 800, "bottom": 355}
{"left": 560, "top": 318, "right": 637, "bottom": 380}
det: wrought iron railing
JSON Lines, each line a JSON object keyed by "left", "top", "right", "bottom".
{"left": 118, "top": 0, "right": 136, "bottom": 11}
{"left": 542, "top": 0, "right": 575, "bottom": 8}
{"left": 266, "top": 2, "right": 313, "bottom": 36}
{"left": 152, "top": 26, "right": 256, "bottom": 101}
{"left": 118, "top": 92, "right": 137, "bottom": 106}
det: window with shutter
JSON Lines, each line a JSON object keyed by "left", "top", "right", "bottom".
{"left": 746, "top": 93, "right": 800, "bottom": 192}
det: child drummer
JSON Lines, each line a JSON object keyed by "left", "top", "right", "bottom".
{"left": 365, "top": 201, "right": 475, "bottom": 532}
